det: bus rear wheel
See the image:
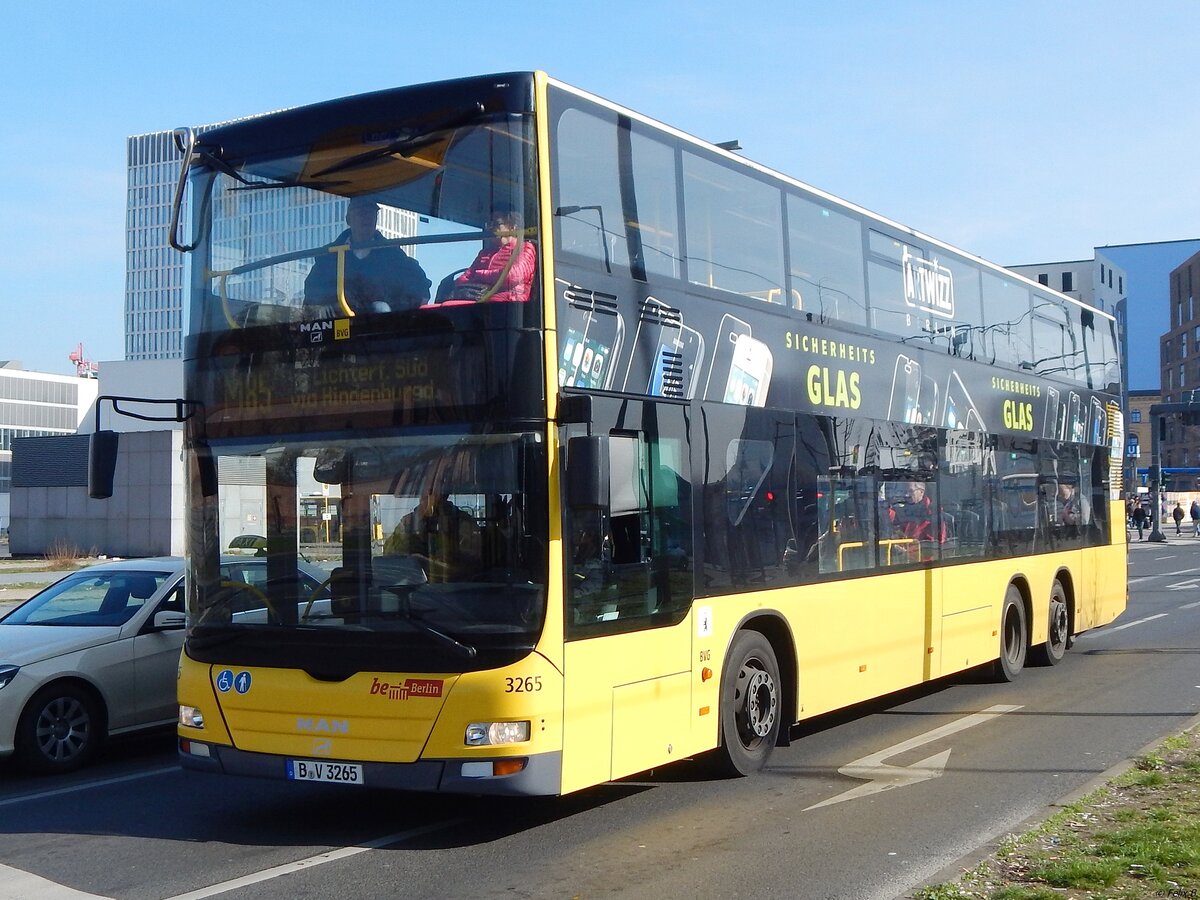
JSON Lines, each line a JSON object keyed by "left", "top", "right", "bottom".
{"left": 994, "top": 586, "right": 1028, "bottom": 682}
{"left": 1035, "top": 581, "right": 1070, "bottom": 666}
{"left": 712, "top": 630, "right": 781, "bottom": 777}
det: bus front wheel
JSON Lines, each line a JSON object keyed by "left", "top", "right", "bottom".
{"left": 994, "top": 586, "right": 1028, "bottom": 682}
{"left": 713, "top": 630, "right": 781, "bottom": 777}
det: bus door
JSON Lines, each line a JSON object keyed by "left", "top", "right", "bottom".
{"left": 560, "top": 397, "right": 694, "bottom": 791}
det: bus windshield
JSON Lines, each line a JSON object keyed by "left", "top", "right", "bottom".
{"left": 187, "top": 106, "right": 539, "bottom": 335}
{"left": 187, "top": 429, "right": 547, "bottom": 671}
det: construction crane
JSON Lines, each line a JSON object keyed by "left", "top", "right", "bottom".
{"left": 68, "top": 343, "right": 99, "bottom": 378}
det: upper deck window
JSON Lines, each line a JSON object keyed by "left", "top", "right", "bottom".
{"left": 786, "top": 194, "right": 866, "bottom": 326}
{"left": 553, "top": 107, "right": 680, "bottom": 279}
{"left": 981, "top": 273, "right": 1032, "bottom": 370}
{"left": 189, "top": 107, "right": 540, "bottom": 336}
{"left": 682, "top": 153, "right": 784, "bottom": 303}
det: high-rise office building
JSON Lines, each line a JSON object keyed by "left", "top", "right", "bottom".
{"left": 126, "top": 131, "right": 186, "bottom": 360}
{"left": 125, "top": 126, "right": 418, "bottom": 360}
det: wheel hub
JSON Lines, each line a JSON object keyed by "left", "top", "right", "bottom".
{"left": 1050, "top": 602, "right": 1068, "bottom": 644}
{"left": 35, "top": 698, "right": 89, "bottom": 761}
{"left": 743, "top": 668, "right": 777, "bottom": 737}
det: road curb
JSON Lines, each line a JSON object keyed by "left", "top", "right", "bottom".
{"left": 908, "top": 709, "right": 1200, "bottom": 897}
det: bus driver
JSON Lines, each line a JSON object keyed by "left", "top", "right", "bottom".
{"left": 303, "top": 197, "right": 431, "bottom": 315}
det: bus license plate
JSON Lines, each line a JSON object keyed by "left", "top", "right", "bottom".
{"left": 287, "top": 759, "right": 364, "bottom": 785}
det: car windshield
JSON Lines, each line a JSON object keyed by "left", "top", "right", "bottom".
{"left": 4, "top": 570, "right": 172, "bottom": 627}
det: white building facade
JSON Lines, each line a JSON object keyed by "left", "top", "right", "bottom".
{"left": 0, "top": 363, "right": 99, "bottom": 533}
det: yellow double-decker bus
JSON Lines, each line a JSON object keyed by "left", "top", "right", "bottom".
{"left": 157, "top": 72, "right": 1125, "bottom": 795}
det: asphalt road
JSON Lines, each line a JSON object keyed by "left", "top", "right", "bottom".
{"left": 2, "top": 539, "right": 1198, "bottom": 900}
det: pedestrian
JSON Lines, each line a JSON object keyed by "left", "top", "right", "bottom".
{"left": 1132, "top": 503, "right": 1148, "bottom": 541}
{"left": 1173, "top": 502, "right": 1185, "bottom": 535}
{"left": 1190, "top": 498, "right": 1200, "bottom": 536}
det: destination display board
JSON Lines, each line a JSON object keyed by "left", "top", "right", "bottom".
{"left": 186, "top": 307, "right": 544, "bottom": 438}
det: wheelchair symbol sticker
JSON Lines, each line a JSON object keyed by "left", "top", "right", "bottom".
{"left": 216, "top": 669, "right": 234, "bottom": 693}
{"left": 234, "top": 671, "right": 253, "bottom": 694}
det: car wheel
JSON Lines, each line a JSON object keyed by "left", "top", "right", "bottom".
{"left": 15, "top": 683, "right": 104, "bottom": 774}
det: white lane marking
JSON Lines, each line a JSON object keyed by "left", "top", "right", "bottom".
{"left": 1179, "top": 601, "right": 1200, "bottom": 610}
{"left": 804, "top": 704, "right": 1023, "bottom": 811}
{"left": 1154, "top": 556, "right": 1176, "bottom": 560}
{"left": 0, "top": 766, "right": 176, "bottom": 810}
{"left": 1129, "top": 566, "right": 1200, "bottom": 585}
{"left": 1167, "top": 579, "right": 1200, "bottom": 591}
{"left": 1105, "top": 613, "right": 1169, "bottom": 633}
{"left": 161, "top": 819, "right": 466, "bottom": 900}
{"left": 0, "top": 864, "right": 112, "bottom": 899}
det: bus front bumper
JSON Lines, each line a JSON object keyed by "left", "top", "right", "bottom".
{"left": 178, "top": 738, "right": 563, "bottom": 796}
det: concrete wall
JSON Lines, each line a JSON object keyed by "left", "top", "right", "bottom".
{"left": 10, "top": 430, "right": 184, "bottom": 557}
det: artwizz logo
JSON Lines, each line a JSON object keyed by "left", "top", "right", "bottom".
{"left": 369, "top": 677, "right": 444, "bottom": 701}
{"left": 902, "top": 248, "right": 955, "bottom": 319}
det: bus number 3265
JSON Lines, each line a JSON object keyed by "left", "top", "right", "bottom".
{"left": 505, "top": 676, "right": 543, "bottom": 693}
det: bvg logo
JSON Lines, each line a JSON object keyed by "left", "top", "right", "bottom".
{"left": 370, "top": 676, "right": 444, "bottom": 700}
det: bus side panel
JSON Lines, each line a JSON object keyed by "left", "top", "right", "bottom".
{"left": 793, "top": 571, "right": 929, "bottom": 719}
{"left": 939, "top": 560, "right": 1014, "bottom": 676}
{"left": 1079, "top": 539, "right": 1128, "bottom": 632}
{"left": 560, "top": 618, "right": 692, "bottom": 794}
{"left": 611, "top": 673, "right": 692, "bottom": 778}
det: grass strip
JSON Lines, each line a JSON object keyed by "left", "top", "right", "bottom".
{"left": 913, "top": 728, "right": 1200, "bottom": 899}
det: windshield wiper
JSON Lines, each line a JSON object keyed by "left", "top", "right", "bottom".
{"left": 406, "top": 613, "right": 477, "bottom": 660}
{"left": 195, "top": 146, "right": 256, "bottom": 187}
{"left": 192, "top": 144, "right": 350, "bottom": 193}
{"left": 311, "top": 103, "right": 485, "bottom": 179}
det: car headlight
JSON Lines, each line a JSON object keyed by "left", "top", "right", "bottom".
{"left": 465, "top": 720, "right": 530, "bottom": 746}
{"left": 0, "top": 665, "right": 18, "bottom": 691}
{"left": 178, "top": 705, "right": 205, "bottom": 728}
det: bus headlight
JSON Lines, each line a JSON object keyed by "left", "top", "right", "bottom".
{"left": 178, "top": 705, "right": 205, "bottom": 728}
{"left": 0, "top": 665, "right": 18, "bottom": 691}
{"left": 465, "top": 721, "right": 530, "bottom": 746}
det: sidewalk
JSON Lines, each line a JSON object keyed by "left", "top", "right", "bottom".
{"left": 0, "top": 570, "right": 72, "bottom": 618}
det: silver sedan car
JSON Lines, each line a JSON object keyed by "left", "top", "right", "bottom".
{"left": 0, "top": 556, "right": 330, "bottom": 773}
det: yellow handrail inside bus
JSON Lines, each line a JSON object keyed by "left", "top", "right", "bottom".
{"left": 209, "top": 270, "right": 240, "bottom": 330}
{"left": 878, "top": 538, "right": 916, "bottom": 564}
{"left": 837, "top": 541, "right": 865, "bottom": 571}
{"left": 330, "top": 244, "right": 355, "bottom": 317}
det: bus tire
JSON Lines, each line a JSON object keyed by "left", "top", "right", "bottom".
{"left": 1034, "top": 581, "right": 1070, "bottom": 666}
{"left": 994, "top": 585, "right": 1028, "bottom": 682}
{"left": 712, "top": 630, "right": 781, "bottom": 777}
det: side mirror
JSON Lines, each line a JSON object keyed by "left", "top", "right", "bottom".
{"left": 566, "top": 435, "right": 609, "bottom": 509}
{"left": 195, "top": 442, "right": 219, "bottom": 498}
{"left": 88, "top": 430, "right": 120, "bottom": 499}
{"left": 153, "top": 610, "right": 187, "bottom": 630}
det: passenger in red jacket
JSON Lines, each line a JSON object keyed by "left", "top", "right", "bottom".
{"left": 445, "top": 209, "right": 537, "bottom": 304}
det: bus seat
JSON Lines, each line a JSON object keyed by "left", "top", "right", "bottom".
{"left": 434, "top": 269, "right": 470, "bottom": 304}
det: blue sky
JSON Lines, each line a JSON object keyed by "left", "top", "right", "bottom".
{"left": 2, "top": 1, "right": 1196, "bottom": 375}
